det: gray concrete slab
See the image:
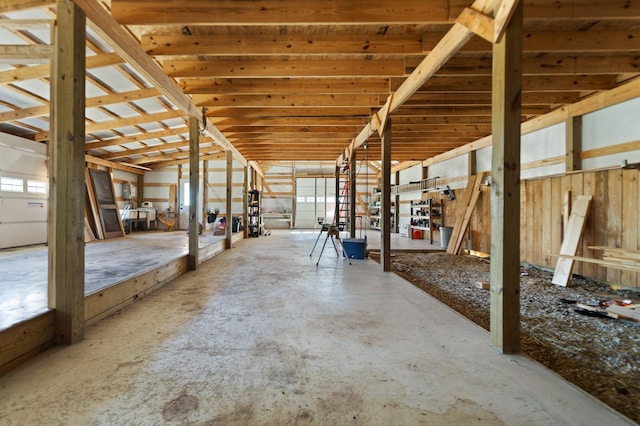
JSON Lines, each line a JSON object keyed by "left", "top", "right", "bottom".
{"left": 0, "top": 231, "right": 226, "bottom": 330}
{"left": 0, "top": 230, "right": 632, "bottom": 424}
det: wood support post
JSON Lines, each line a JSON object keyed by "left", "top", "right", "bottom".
{"left": 225, "top": 149, "right": 233, "bottom": 249}
{"left": 48, "top": 0, "right": 86, "bottom": 344}
{"left": 381, "top": 118, "right": 392, "bottom": 272}
{"left": 349, "top": 148, "right": 357, "bottom": 238}
{"left": 136, "top": 174, "right": 144, "bottom": 206}
{"left": 334, "top": 165, "right": 340, "bottom": 222}
{"left": 202, "top": 160, "right": 208, "bottom": 232}
{"left": 566, "top": 116, "right": 582, "bottom": 172}
{"left": 490, "top": 0, "right": 522, "bottom": 354}
{"left": 188, "top": 116, "right": 199, "bottom": 270}
{"left": 468, "top": 150, "right": 477, "bottom": 176}
{"left": 394, "top": 170, "right": 400, "bottom": 234}
{"left": 243, "top": 165, "right": 249, "bottom": 238}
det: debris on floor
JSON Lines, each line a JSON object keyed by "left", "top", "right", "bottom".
{"left": 388, "top": 252, "right": 640, "bottom": 423}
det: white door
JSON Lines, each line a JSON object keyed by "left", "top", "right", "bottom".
{"left": 294, "top": 178, "right": 337, "bottom": 228}
{"left": 178, "top": 178, "right": 191, "bottom": 230}
{"left": 295, "top": 178, "right": 316, "bottom": 228}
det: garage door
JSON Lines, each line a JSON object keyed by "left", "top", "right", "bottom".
{"left": 295, "top": 178, "right": 335, "bottom": 229}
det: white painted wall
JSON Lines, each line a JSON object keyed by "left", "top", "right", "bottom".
{"left": 521, "top": 122, "right": 566, "bottom": 180}
{"left": 0, "top": 133, "right": 48, "bottom": 248}
{"left": 583, "top": 97, "right": 640, "bottom": 170}
{"left": 427, "top": 155, "right": 468, "bottom": 190}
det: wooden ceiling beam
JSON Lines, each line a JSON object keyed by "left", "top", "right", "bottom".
{"left": 216, "top": 125, "right": 364, "bottom": 133}
{"left": 0, "top": 0, "right": 54, "bottom": 13}
{"left": 180, "top": 77, "right": 390, "bottom": 95}
{"left": 391, "top": 74, "right": 619, "bottom": 92}
{"left": 407, "top": 55, "right": 640, "bottom": 77}
{"left": 206, "top": 107, "right": 372, "bottom": 118}
{"left": 0, "top": 52, "right": 122, "bottom": 85}
{"left": 227, "top": 132, "right": 359, "bottom": 140}
{"left": 36, "top": 110, "right": 185, "bottom": 141}
{"left": 193, "top": 94, "right": 382, "bottom": 108}
{"left": 406, "top": 91, "right": 580, "bottom": 105}
{"left": 73, "top": 0, "right": 246, "bottom": 165}
{"left": 111, "top": 0, "right": 453, "bottom": 25}
{"left": 164, "top": 59, "right": 406, "bottom": 78}
{"left": 0, "top": 87, "right": 161, "bottom": 123}
{"left": 111, "top": 0, "right": 640, "bottom": 25}
{"left": 340, "top": 0, "right": 504, "bottom": 164}
{"left": 423, "top": 30, "right": 640, "bottom": 54}
{"left": 85, "top": 126, "right": 189, "bottom": 150}
{"left": 392, "top": 115, "right": 494, "bottom": 125}
{"left": 143, "top": 33, "right": 422, "bottom": 56}
{"left": 0, "top": 19, "right": 53, "bottom": 30}
{"left": 208, "top": 117, "right": 368, "bottom": 127}
{"left": 393, "top": 106, "right": 550, "bottom": 116}
{"left": 0, "top": 45, "right": 53, "bottom": 64}
{"left": 98, "top": 137, "right": 216, "bottom": 160}
{"left": 148, "top": 152, "right": 227, "bottom": 169}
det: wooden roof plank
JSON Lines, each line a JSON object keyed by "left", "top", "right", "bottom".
{"left": 164, "top": 59, "right": 406, "bottom": 79}
{"left": 111, "top": 0, "right": 452, "bottom": 25}
{"left": 180, "top": 77, "right": 390, "bottom": 95}
{"left": 143, "top": 33, "right": 423, "bottom": 56}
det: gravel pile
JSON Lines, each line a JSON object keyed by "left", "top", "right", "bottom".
{"left": 389, "top": 252, "right": 640, "bottom": 422}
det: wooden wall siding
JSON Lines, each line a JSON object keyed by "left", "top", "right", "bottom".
{"left": 437, "top": 169, "right": 639, "bottom": 287}
{"left": 454, "top": 169, "right": 640, "bottom": 288}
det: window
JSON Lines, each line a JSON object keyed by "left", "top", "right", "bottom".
{"left": 316, "top": 196, "right": 325, "bottom": 203}
{"left": 27, "top": 179, "right": 46, "bottom": 194}
{"left": 306, "top": 196, "right": 315, "bottom": 203}
{"left": 296, "top": 196, "right": 306, "bottom": 203}
{"left": 1, "top": 176, "right": 23, "bottom": 192}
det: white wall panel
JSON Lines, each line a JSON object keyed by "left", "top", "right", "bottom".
{"left": 0, "top": 133, "right": 48, "bottom": 248}
{"left": 476, "top": 146, "right": 492, "bottom": 173}
{"left": 583, "top": 97, "right": 640, "bottom": 169}
{"left": 427, "top": 155, "right": 467, "bottom": 189}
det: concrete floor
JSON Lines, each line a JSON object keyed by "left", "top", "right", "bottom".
{"left": 0, "top": 230, "right": 632, "bottom": 424}
{"left": 0, "top": 231, "right": 225, "bottom": 330}
{"left": 0, "top": 228, "right": 436, "bottom": 330}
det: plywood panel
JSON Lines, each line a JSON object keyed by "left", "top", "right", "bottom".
{"left": 541, "top": 178, "right": 553, "bottom": 268}
{"left": 621, "top": 170, "right": 638, "bottom": 286}
{"left": 581, "top": 172, "right": 597, "bottom": 278}
{"left": 606, "top": 169, "right": 622, "bottom": 284}
{"left": 552, "top": 195, "right": 592, "bottom": 286}
{"left": 549, "top": 177, "right": 563, "bottom": 269}
{"left": 0, "top": 311, "right": 55, "bottom": 374}
{"left": 85, "top": 256, "right": 189, "bottom": 326}
{"left": 520, "top": 182, "right": 527, "bottom": 261}
{"left": 570, "top": 173, "right": 585, "bottom": 275}
{"left": 593, "top": 171, "right": 609, "bottom": 281}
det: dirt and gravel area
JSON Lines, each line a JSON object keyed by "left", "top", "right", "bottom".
{"left": 386, "top": 252, "right": 640, "bottom": 423}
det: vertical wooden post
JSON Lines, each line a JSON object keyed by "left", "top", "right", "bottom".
{"left": 202, "top": 160, "right": 208, "bottom": 231}
{"left": 291, "top": 162, "right": 297, "bottom": 229}
{"left": 566, "top": 116, "right": 582, "bottom": 172}
{"left": 468, "top": 150, "right": 477, "bottom": 176}
{"left": 49, "top": 0, "right": 86, "bottom": 344}
{"left": 243, "top": 165, "right": 249, "bottom": 238}
{"left": 177, "top": 164, "right": 183, "bottom": 229}
{"left": 136, "top": 174, "right": 144, "bottom": 206}
{"left": 225, "top": 150, "right": 233, "bottom": 249}
{"left": 381, "top": 118, "right": 392, "bottom": 272}
{"left": 188, "top": 116, "right": 199, "bottom": 270}
{"left": 490, "top": 0, "right": 523, "bottom": 354}
{"left": 349, "top": 149, "right": 357, "bottom": 238}
{"left": 334, "top": 164, "right": 340, "bottom": 223}
{"left": 394, "top": 170, "right": 400, "bottom": 234}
